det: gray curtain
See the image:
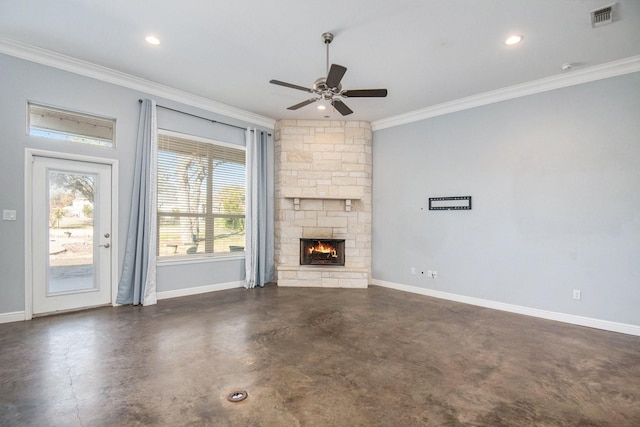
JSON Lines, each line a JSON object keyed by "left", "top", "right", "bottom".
{"left": 116, "top": 99, "right": 157, "bottom": 305}
{"left": 245, "top": 128, "right": 274, "bottom": 288}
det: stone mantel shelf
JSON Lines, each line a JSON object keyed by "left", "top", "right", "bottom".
{"left": 283, "top": 194, "right": 362, "bottom": 212}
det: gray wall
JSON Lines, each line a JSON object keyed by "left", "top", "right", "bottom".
{"left": 0, "top": 53, "right": 272, "bottom": 314}
{"left": 372, "top": 72, "right": 640, "bottom": 326}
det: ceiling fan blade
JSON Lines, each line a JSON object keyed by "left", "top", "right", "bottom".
{"left": 331, "top": 99, "right": 353, "bottom": 116}
{"left": 326, "top": 64, "right": 347, "bottom": 89}
{"left": 270, "top": 79, "right": 313, "bottom": 93}
{"left": 287, "top": 98, "right": 319, "bottom": 110}
{"left": 342, "top": 89, "right": 388, "bottom": 98}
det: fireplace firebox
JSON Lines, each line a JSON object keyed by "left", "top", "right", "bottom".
{"left": 300, "top": 239, "right": 345, "bottom": 266}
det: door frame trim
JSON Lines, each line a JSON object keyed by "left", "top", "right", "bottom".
{"left": 25, "top": 149, "right": 119, "bottom": 320}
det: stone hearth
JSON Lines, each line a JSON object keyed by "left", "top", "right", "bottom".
{"left": 274, "top": 120, "right": 372, "bottom": 288}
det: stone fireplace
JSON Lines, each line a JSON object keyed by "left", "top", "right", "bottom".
{"left": 274, "top": 120, "right": 372, "bottom": 288}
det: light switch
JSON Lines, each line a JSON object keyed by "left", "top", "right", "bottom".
{"left": 3, "top": 210, "right": 17, "bottom": 221}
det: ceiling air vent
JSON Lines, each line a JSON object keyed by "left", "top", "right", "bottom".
{"left": 591, "top": 4, "right": 615, "bottom": 27}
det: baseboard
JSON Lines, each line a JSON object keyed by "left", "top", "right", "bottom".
{"left": 156, "top": 281, "right": 245, "bottom": 300}
{"left": 0, "top": 311, "right": 26, "bottom": 324}
{"left": 371, "top": 279, "right": 640, "bottom": 337}
{"left": 0, "top": 282, "right": 245, "bottom": 321}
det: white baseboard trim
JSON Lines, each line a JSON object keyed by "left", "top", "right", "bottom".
{"left": 371, "top": 279, "right": 640, "bottom": 337}
{"left": 0, "top": 282, "right": 245, "bottom": 322}
{"left": 0, "top": 311, "right": 26, "bottom": 324}
{"left": 156, "top": 281, "right": 245, "bottom": 301}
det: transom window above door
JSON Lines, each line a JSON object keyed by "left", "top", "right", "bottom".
{"left": 28, "top": 103, "right": 115, "bottom": 148}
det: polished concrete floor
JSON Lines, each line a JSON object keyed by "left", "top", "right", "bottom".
{"left": 1, "top": 285, "right": 640, "bottom": 426}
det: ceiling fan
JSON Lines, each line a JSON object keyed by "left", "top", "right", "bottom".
{"left": 269, "top": 32, "right": 388, "bottom": 116}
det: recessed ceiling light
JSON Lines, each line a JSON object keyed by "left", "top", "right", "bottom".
{"left": 505, "top": 35, "right": 523, "bottom": 45}
{"left": 145, "top": 35, "right": 160, "bottom": 45}
{"left": 317, "top": 104, "right": 327, "bottom": 110}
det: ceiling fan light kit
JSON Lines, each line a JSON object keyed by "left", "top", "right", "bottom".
{"left": 270, "top": 32, "right": 388, "bottom": 116}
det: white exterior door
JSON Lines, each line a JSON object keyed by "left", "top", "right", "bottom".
{"left": 32, "top": 156, "right": 112, "bottom": 315}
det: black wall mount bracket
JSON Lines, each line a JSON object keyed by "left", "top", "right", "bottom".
{"left": 429, "top": 196, "right": 472, "bottom": 211}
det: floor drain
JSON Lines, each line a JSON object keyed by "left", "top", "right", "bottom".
{"left": 227, "top": 390, "right": 248, "bottom": 402}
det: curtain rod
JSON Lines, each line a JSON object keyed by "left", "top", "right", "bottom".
{"left": 138, "top": 99, "right": 271, "bottom": 136}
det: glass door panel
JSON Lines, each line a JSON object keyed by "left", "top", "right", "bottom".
{"left": 47, "top": 170, "right": 96, "bottom": 294}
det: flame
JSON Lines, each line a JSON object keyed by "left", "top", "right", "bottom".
{"left": 307, "top": 242, "right": 337, "bottom": 258}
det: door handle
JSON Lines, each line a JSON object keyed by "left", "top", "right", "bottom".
{"left": 100, "top": 243, "right": 111, "bottom": 248}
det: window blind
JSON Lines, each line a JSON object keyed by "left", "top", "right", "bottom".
{"left": 157, "top": 132, "right": 246, "bottom": 257}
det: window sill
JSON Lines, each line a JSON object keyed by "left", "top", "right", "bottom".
{"left": 157, "top": 252, "right": 245, "bottom": 267}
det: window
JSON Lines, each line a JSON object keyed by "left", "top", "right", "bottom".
{"left": 28, "top": 103, "right": 115, "bottom": 147}
{"left": 157, "top": 131, "right": 246, "bottom": 258}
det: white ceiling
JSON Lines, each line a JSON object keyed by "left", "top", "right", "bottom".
{"left": 1, "top": 0, "right": 639, "bottom": 123}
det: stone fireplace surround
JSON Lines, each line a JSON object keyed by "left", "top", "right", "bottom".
{"left": 274, "top": 120, "right": 372, "bottom": 288}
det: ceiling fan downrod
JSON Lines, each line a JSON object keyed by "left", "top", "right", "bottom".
{"left": 322, "top": 32, "right": 334, "bottom": 74}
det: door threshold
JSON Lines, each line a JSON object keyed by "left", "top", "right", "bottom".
{"left": 32, "top": 303, "right": 112, "bottom": 318}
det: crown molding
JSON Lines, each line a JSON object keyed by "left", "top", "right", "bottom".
{"left": 3, "top": 37, "right": 637, "bottom": 132}
{"left": 372, "top": 55, "right": 640, "bottom": 131}
{"left": 0, "top": 37, "right": 276, "bottom": 129}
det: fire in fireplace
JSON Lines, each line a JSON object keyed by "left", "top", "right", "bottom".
{"left": 300, "top": 238, "right": 345, "bottom": 266}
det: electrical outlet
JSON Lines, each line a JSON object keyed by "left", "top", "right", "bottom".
{"left": 572, "top": 290, "right": 581, "bottom": 300}
{"left": 3, "top": 210, "right": 16, "bottom": 221}
{"left": 427, "top": 270, "right": 432, "bottom": 278}
{"left": 410, "top": 267, "right": 416, "bottom": 275}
